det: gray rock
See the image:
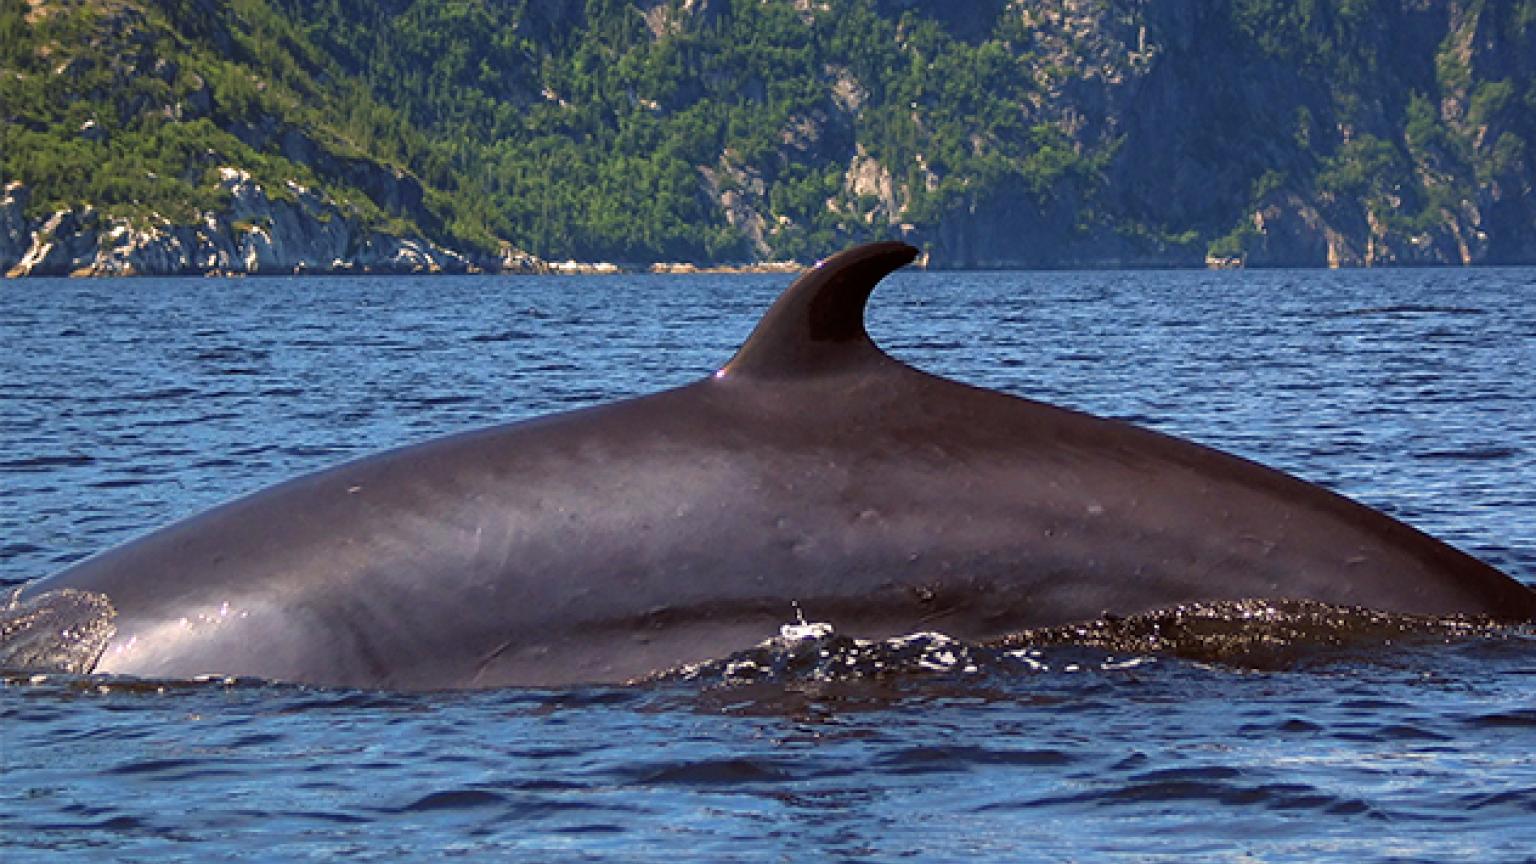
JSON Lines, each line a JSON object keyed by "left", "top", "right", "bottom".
{"left": 0, "top": 182, "right": 30, "bottom": 274}
{"left": 1, "top": 168, "right": 485, "bottom": 277}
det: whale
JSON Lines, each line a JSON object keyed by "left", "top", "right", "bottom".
{"left": 6, "top": 241, "right": 1535, "bottom": 689}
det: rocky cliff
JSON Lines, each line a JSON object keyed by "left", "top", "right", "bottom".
{"left": 1, "top": 171, "right": 482, "bottom": 276}
{"left": 889, "top": 0, "right": 1536, "bottom": 268}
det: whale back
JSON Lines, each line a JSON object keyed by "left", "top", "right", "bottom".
{"left": 5, "top": 241, "right": 1535, "bottom": 689}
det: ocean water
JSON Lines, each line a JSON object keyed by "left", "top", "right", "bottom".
{"left": 2, "top": 267, "right": 1535, "bottom": 862}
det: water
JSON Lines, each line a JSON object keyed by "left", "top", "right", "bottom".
{"left": 3, "top": 267, "right": 1535, "bottom": 861}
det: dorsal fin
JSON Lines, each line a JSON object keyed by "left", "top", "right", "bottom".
{"left": 718, "top": 241, "right": 919, "bottom": 379}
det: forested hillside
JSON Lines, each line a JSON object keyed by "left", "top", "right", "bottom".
{"left": 3, "top": 0, "right": 1535, "bottom": 274}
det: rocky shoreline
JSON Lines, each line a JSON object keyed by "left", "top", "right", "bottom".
{"left": 4, "top": 168, "right": 1526, "bottom": 277}
{"left": 1, "top": 173, "right": 491, "bottom": 278}
{"left": 0, "top": 175, "right": 825, "bottom": 278}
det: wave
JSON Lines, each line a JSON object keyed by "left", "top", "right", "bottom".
{"left": 660, "top": 599, "right": 1513, "bottom": 689}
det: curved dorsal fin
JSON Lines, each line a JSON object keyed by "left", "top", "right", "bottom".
{"left": 718, "top": 241, "right": 919, "bottom": 379}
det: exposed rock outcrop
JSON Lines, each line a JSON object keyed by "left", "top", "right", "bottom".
{"left": 0, "top": 183, "right": 30, "bottom": 273}
{"left": 2, "top": 171, "right": 482, "bottom": 277}
{"left": 841, "top": 146, "right": 902, "bottom": 225}
{"left": 1243, "top": 194, "right": 1340, "bottom": 268}
{"left": 701, "top": 154, "right": 772, "bottom": 256}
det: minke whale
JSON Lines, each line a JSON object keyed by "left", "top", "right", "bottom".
{"left": 5, "top": 242, "right": 1534, "bottom": 689}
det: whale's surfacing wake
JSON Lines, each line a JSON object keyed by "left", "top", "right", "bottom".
{"left": 5, "top": 242, "right": 1534, "bottom": 690}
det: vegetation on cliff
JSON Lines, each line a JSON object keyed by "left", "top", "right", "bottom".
{"left": 3, "top": 0, "right": 1535, "bottom": 271}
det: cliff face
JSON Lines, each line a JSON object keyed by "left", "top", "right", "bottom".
{"left": 4, "top": 0, "right": 1536, "bottom": 272}
{"left": 919, "top": 0, "right": 1536, "bottom": 268}
{"left": 0, "top": 183, "right": 30, "bottom": 270}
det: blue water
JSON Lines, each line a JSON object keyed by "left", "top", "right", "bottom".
{"left": 3, "top": 268, "right": 1535, "bottom": 861}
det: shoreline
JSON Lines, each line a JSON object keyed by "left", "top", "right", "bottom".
{"left": 0, "top": 261, "right": 817, "bottom": 279}
{"left": 6, "top": 258, "right": 1533, "bottom": 278}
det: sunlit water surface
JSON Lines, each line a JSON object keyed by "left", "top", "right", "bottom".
{"left": 2, "top": 268, "right": 1534, "bottom": 862}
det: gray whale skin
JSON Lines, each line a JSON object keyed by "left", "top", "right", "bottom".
{"left": 15, "top": 242, "right": 1536, "bottom": 689}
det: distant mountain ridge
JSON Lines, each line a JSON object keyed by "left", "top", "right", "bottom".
{"left": 3, "top": 0, "right": 1535, "bottom": 274}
